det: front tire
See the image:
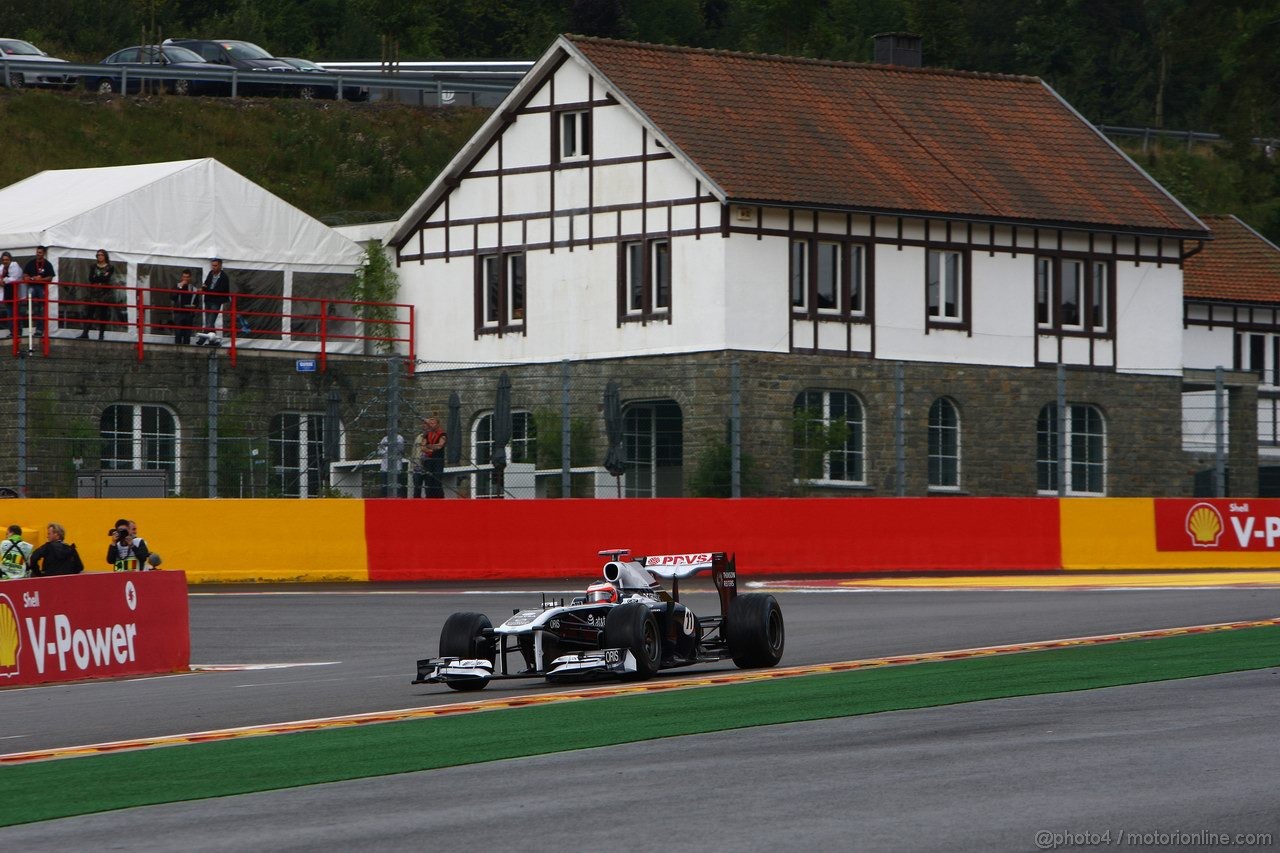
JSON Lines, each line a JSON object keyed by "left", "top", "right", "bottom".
{"left": 604, "top": 603, "right": 661, "bottom": 680}
{"left": 7, "top": 72, "right": 25, "bottom": 89}
{"left": 95, "top": 78, "right": 114, "bottom": 95}
{"left": 172, "top": 78, "right": 190, "bottom": 96}
{"left": 298, "top": 84, "right": 317, "bottom": 100}
{"left": 726, "top": 594, "right": 785, "bottom": 668}
{"left": 438, "top": 611, "right": 494, "bottom": 691}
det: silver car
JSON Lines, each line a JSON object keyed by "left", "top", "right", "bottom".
{"left": 0, "top": 38, "right": 77, "bottom": 89}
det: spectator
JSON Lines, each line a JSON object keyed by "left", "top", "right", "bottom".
{"left": 0, "top": 525, "right": 33, "bottom": 579}
{"left": 21, "top": 245, "right": 54, "bottom": 337}
{"left": 413, "top": 415, "right": 448, "bottom": 498}
{"left": 0, "top": 251, "right": 21, "bottom": 337}
{"left": 172, "top": 269, "right": 199, "bottom": 345}
{"left": 197, "top": 257, "right": 231, "bottom": 345}
{"left": 30, "top": 523, "right": 84, "bottom": 577}
{"left": 106, "top": 519, "right": 150, "bottom": 572}
{"left": 81, "top": 248, "right": 115, "bottom": 340}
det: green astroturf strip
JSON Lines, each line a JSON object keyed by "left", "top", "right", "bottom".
{"left": 2, "top": 625, "right": 1279, "bottom": 826}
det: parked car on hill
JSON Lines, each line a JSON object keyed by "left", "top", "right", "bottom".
{"left": 162, "top": 38, "right": 297, "bottom": 96}
{"left": 278, "top": 57, "right": 370, "bottom": 101}
{"left": 0, "top": 38, "right": 77, "bottom": 89}
{"left": 88, "top": 44, "right": 229, "bottom": 96}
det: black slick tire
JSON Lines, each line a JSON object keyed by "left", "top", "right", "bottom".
{"left": 438, "top": 611, "right": 494, "bottom": 691}
{"left": 603, "top": 603, "right": 661, "bottom": 680}
{"left": 726, "top": 593, "right": 785, "bottom": 668}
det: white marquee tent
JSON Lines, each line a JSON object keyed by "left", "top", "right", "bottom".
{"left": 0, "top": 157, "right": 363, "bottom": 270}
{"left": 0, "top": 158, "right": 366, "bottom": 343}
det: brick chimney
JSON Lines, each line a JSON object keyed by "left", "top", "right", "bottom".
{"left": 873, "top": 32, "right": 923, "bottom": 67}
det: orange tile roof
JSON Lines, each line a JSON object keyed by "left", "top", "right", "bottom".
{"left": 568, "top": 37, "right": 1206, "bottom": 237}
{"left": 1184, "top": 215, "right": 1280, "bottom": 303}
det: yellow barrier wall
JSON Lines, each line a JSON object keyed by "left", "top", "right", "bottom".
{"left": 3, "top": 499, "right": 368, "bottom": 582}
{"left": 1060, "top": 498, "right": 1280, "bottom": 570}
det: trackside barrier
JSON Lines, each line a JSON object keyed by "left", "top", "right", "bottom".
{"left": 363, "top": 498, "right": 1064, "bottom": 581}
{"left": 6, "top": 498, "right": 1280, "bottom": 583}
{"left": 0, "top": 572, "right": 189, "bottom": 687}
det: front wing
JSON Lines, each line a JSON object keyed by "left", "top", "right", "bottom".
{"left": 414, "top": 648, "right": 638, "bottom": 687}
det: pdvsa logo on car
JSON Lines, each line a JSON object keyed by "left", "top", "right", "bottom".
{"left": 648, "top": 554, "right": 713, "bottom": 566}
{"left": 1157, "top": 499, "right": 1280, "bottom": 552}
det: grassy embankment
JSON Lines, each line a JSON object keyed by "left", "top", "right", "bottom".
{"left": 0, "top": 624, "right": 1277, "bottom": 826}
{"left": 0, "top": 89, "right": 488, "bottom": 225}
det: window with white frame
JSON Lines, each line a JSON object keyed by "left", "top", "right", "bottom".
{"left": 793, "top": 390, "right": 865, "bottom": 484}
{"left": 621, "top": 239, "right": 670, "bottom": 319}
{"left": 926, "top": 249, "right": 964, "bottom": 323}
{"left": 269, "top": 412, "right": 343, "bottom": 498}
{"left": 622, "top": 401, "right": 683, "bottom": 497}
{"left": 558, "top": 110, "right": 591, "bottom": 160}
{"left": 472, "top": 410, "right": 537, "bottom": 498}
{"left": 1037, "top": 403, "right": 1106, "bottom": 495}
{"left": 1239, "top": 331, "right": 1280, "bottom": 388}
{"left": 478, "top": 252, "right": 525, "bottom": 330}
{"left": 100, "top": 404, "right": 179, "bottom": 493}
{"left": 928, "top": 397, "right": 961, "bottom": 489}
{"left": 789, "top": 240, "right": 866, "bottom": 317}
{"left": 1035, "top": 257, "right": 1110, "bottom": 333}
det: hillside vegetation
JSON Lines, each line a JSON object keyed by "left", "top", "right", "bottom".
{"left": 0, "top": 90, "right": 487, "bottom": 225}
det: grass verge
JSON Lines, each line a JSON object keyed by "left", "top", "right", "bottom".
{"left": 2, "top": 625, "right": 1279, "bottom": 826}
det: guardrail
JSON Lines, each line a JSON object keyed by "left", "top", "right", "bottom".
{"left": 0, "top": 57, "right": 520, "bottom": 100}
{"left": 4, "top": 281, "right": 415, "bottom": 370}
{"left": 1096, "top": 123, "right": 1279, "bottom": 152}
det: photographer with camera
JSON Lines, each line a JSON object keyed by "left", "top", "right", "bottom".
{"left": 106, "top": 518, "right": 150, "bottom": 572}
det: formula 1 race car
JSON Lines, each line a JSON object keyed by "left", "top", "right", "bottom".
{"left": 413, "top": 549, "right": 784, "bottom": 691}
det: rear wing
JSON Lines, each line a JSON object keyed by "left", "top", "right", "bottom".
{"left": 638, "top": 551, "right": 737, "bottom": 616}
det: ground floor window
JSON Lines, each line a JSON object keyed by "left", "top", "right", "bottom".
{"left": 623, "top": 400, "right": 683, "bottom": 496}
{"left": 471, "top": 410, "right": 537, "bottom": 498}
{"left": 928, "top": 397, "right": 961, "bottom": 489}
{"left": 100, "top": 403, "right": 179, "bottom": 493}
{"left": 270, "top": 412, "right": 343, "bottom": 498}
{"left": 794, "top": 390, "right": 864, "bottom": 484}
{"left": 1037, "top": 403, "right": 1106, "bottom": 494}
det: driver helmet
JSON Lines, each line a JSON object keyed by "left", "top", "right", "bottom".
{"left": 586, "top": 581, "right": 619, "bottom": 604}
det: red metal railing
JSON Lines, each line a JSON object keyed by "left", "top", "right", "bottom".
{"left": 4, "top": 281, "right": 415, "bottom": 370}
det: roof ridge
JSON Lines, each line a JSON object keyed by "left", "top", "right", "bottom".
{"left": 564, "top": 34, "right": 1042, "bottom": 84}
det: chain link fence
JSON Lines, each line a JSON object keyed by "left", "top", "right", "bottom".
{"left": 0, "top": 347, "right": 1260, "bottom": 499}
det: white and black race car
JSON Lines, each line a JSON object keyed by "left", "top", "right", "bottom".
{"left": 414, "top": 549, "right": 784, "bottom": 691}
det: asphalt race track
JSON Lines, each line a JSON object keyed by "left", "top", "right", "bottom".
{"left": 3, "top": 583, "right": 1280, "bottom": 850}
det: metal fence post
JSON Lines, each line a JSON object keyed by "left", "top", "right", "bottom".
{"left": 561, "top": 359, "right": 571, "bottom": 498}
{"left": 894, "top": 362, "right": 905, "bottom": 496}
{"left": 207, "top": 352, "right": 219, "bottom": 497}
{"left": 730, "top": 359, "right": 741, "bottom": 498}
{"left": 386, "top": 356, "right": 401, "bottom": 497}
{"left": 1215, "top": 366, "right": 1226, "bottom": 497}
{"left": 1057, "top": 364, "right": 1067, "bottom": 497}
{"left": 326, "top": 388, "right": 341, "bottom": 497}
{"left": 17, "top": 353, "right": 26, "bottom": 496}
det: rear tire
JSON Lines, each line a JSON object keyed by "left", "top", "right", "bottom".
{"left": 7, "top": 72, "right": 24, "bottom": 89}
{"left": 603, "top": 603, "right": 661, "bottom": 680}
{"left": 172, "top": 78, "right": 190, "bottom": 96}
{"left": 438, "top": 611, "right": 494, "bottom": 691}
{"left": 96, "top": 78, "right": 114, "bottom": 95}
{"left": 298, "top": 85, "right": 317, "bottom": 100}
{"left": 726, "top": 594, "right": 785, "bottom": 668}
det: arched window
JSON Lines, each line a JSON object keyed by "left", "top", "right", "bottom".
{"left": 269, "top": 412, "right": 344, "bottom": 498}
{"left": 471, "top": 410, "right": 537, "bottom": 498}
{"left": 794, "top": 390, "right": 864, "bottom": 484}
{"left": 928, "top": 398, "right": 961, "bottom": 490}
{"left": 1037, "top": 404, "right": 1106, "bottom": 495}
{"left": 100, "top": 404, "right": 179, "bottom": 493}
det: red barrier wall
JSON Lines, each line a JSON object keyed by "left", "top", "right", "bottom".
{"left": 364, "top": 498, "right": 1061, "bottom": 580}
{"left": 0, "top": 572, "right": 190, "bottom": 687}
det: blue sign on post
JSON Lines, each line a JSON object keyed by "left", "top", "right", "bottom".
{"left": 295, "top": 359, "right": 318, "bottom": 373}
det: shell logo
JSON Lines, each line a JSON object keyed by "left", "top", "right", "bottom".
{"left": 0, "top": 594, "right": 21, "bottom": 677}
{"left": 1186, "top": 502, "right": 1225, "bottom": 548}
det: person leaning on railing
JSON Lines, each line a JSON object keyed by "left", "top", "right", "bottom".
{"left": 29, "top": 523, "right": 85, "bottom": 577}
{"left": 21, "top": 245, "right": 54, "bottom": 337}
